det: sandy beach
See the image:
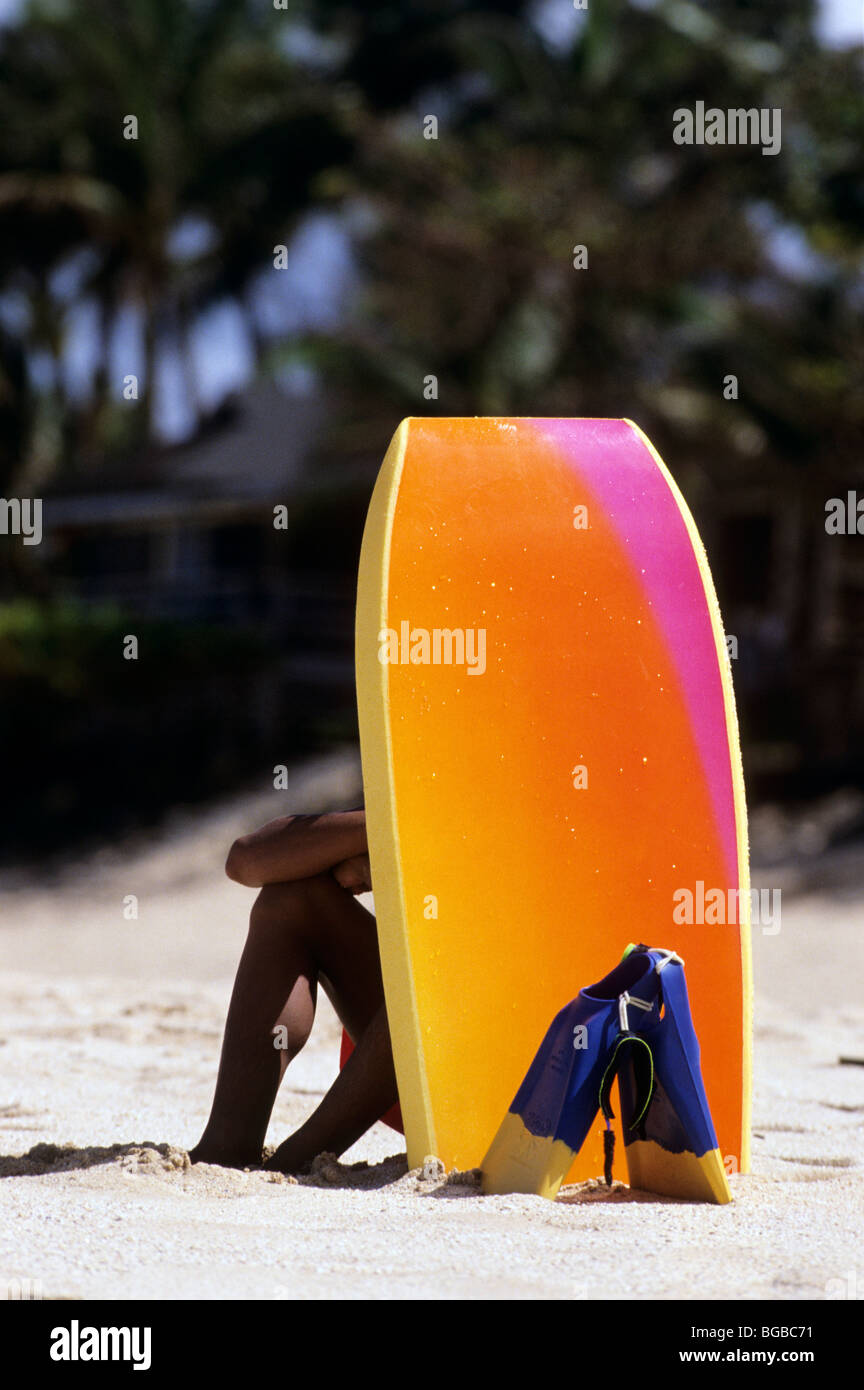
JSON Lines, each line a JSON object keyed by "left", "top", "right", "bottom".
{"left": 1, "top": 748, "right": 862, "bottom": 1301}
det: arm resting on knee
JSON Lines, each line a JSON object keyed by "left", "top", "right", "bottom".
{"left": 226, "top": 809, "right": 367, "bottom": 887}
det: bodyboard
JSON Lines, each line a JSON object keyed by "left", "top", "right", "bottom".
{"left": 355, "top": 417, "right": 751, "bottom": 1188}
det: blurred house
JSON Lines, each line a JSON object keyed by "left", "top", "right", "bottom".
{"left": 42, "top": 380, "right": 364, "bottom": 683}
{"left": 0, "top": 380, "right": 372, "bottom": 856}
{"left": 21, "top": 390, "right": 864, "bottom": 798}
{"left": 45, "top": 381, "right": 318, "bottom": 618}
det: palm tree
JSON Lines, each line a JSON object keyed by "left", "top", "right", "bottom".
{"left": 300, "top": 0, "right": 863, "bottom": 489}
{"left": 0, "top": 0, "right": 354, "bottom": 489}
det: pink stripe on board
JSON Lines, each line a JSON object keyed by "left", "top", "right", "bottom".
{"left": 533, "top": 418, "right": 738, "bottom": 884}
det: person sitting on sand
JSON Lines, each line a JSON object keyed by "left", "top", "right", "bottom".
{"left": 189, "top": 808, "right": 399, "bottom": 1173}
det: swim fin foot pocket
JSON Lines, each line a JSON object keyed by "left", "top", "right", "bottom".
{"left": 481, "top": 946, "right": 733, "bottom": 1205}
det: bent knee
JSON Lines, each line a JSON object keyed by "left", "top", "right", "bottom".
{"left": 249, "top": 873, "right": 336, "bottom": 928}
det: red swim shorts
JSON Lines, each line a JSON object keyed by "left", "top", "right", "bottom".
{"left": 339, "top": 1028, "right": 404, "bottom": 1134}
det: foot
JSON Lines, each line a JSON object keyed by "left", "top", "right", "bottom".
{"left": 188, "top": 1142, "right": 262, "bottom": 1169}
{"left": 262, "top": 1137, "right": 318, "bottom": 1175}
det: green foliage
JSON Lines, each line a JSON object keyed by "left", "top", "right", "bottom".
{"left": 0, "top": 598, "right": 310, "bottom": 858}
{"left": 301, "top": 0, "right": 864, "bottom": 491}
{"left": 0, "top": 0, "right": 862, "bottom": 820}
{"left": 0, "top": 0, "right": 355, "bottom": 489}
{"left": 0, "top": 598, "right": 270, "bottom": 696}
{"left": 3, "top": 0, "right": 860, "bottom": 494}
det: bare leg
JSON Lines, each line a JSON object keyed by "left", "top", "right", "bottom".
{"left": 189, "top": 873, "right": 398, "bottom": 1168}
{"left": 264, "top": 1000, "right": 397, "bottom": 1172}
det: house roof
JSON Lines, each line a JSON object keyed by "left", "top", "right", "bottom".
{"left": 46, "top": 379, "right": 327, "bottom": 529}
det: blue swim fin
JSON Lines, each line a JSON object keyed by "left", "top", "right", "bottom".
{"left": 615, "top": 945, "right": 732, "bottom": 1204}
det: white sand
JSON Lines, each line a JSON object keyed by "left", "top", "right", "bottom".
{"left": 1, "top": 748, "right": 862, "bottom": 1301}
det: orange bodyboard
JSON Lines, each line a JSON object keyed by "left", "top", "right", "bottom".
{"left": 355, "top": 418, "right": 751, "bottom": 1184}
